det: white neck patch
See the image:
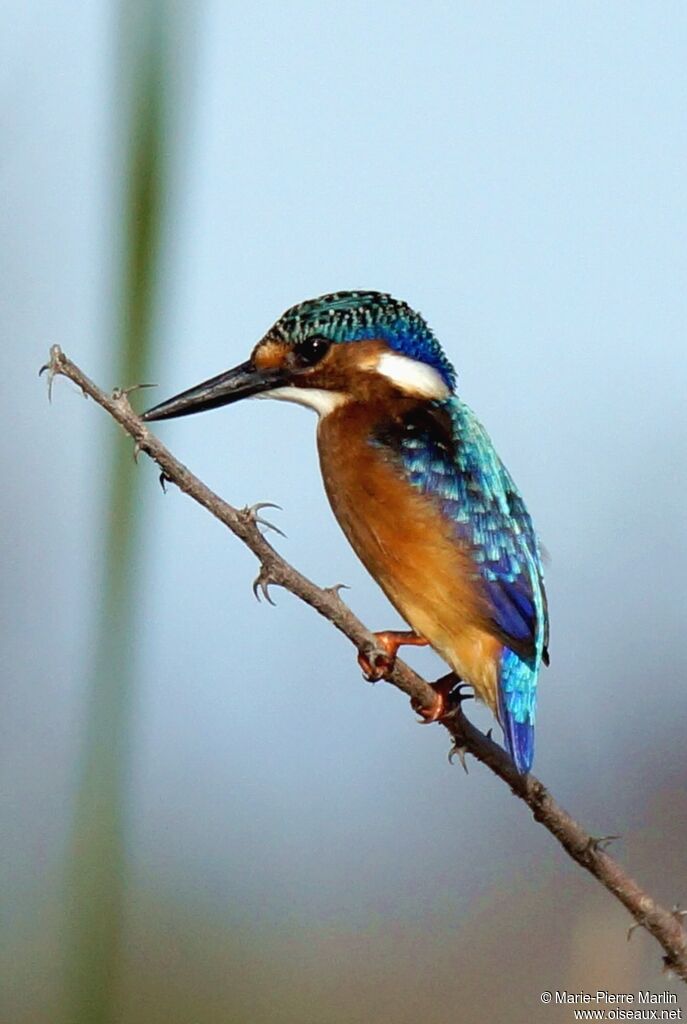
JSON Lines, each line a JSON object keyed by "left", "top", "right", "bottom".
{"left": 376, "top": 351, "right": 450, "bottom": 400}
{"left": 255, "top": 386, "right": 348, "bottom": 418}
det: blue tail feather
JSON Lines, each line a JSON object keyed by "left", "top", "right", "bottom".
{"left": 500, "top": 709, "right": 535, "bottom": 774}
{"left": 498, "top": 648, "right": 537, "bottom": 774}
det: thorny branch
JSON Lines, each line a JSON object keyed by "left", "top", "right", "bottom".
{"left": 43, "top": 344, "right": 687, "bottom": 983}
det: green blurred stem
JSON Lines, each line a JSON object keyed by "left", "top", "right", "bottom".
{"left": 64, "top": 15, "right": 166, "bottom": 1024}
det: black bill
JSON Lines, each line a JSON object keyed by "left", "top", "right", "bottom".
{"left": 142, "top": 360, "right": 286, "bottom": 422}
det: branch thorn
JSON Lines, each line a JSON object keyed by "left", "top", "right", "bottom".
{"left": 448, "top": 742, "right": 470, "bottom": 774}
{"left": 39, "top": 344, "right": 66, "bottom": 402}
{"left": 586, "top": 834, "right": 621, "bottom": 853}
{"left": 662, "top": 955, "right": 678, "bottom": 975}
{"left": 243, "top": 502, "right": 286, "bottom": 538}
{"left": 112, "top": 382, "right": 157, "bottom": 402}
{"left": 252, "top": 565, "right": 278, "bottom": 605}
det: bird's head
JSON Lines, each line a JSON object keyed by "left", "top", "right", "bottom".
{"left": 142, "top": 291, "right": 456, "bottom": 423}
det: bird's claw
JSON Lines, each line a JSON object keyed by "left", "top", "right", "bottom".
{"left": 358, "top": 630, "right": 428, "bottom": 682}
{"left": 243, "top": 502, "right": 286, "bottom": 538}
{"left": 357, "top": 647, "right": 394, "bottom": 682}
{"left": 450, "top": 682, "right": 475, "bottom": 706}
{"left": 413, "top": 674, "right": 472, "bottom": 724}
{"left": 252, "top": 565, "right": 278, "bottom": 605}
{"left": 159, "top": 471, "right": 172, "bottom": 493}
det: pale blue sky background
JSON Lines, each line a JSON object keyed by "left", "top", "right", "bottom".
{"left": 2, "top": 3, "right": 686, "bottom": 1022}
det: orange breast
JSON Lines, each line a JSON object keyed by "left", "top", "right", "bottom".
{"left": 317, "top": 403, "right": 502, "bottom": 710}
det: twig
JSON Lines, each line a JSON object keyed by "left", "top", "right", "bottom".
{"left": 43, "top": 344, "right": 687, "bottom": 982}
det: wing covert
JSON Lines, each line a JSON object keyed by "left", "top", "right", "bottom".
{"left": 372, "top": 397, "right": 548, "bottom": 665}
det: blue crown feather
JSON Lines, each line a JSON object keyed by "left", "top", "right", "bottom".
{"left": 275, "top": 291, "right": 457, "bottom": 390}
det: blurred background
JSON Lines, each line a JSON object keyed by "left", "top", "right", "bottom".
{"left": 2, "top": 2, "right": 686, "bottom": 1022}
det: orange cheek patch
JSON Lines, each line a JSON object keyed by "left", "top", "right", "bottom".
{"left": 329, "top": 339, "right": 386, "bottom": 373}
{"left": 253, "top": 339, "right": 289, "bottom": 370}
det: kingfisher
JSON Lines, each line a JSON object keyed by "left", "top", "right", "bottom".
{"left": 143, "top": 291, "right": 549, "bottom": 773}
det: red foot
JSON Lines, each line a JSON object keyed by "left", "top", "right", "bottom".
{"left": 413, "top": 673, "right": 460, "bottom": 723}
{"left": 358, "top": 630, "right": 428, "bottom": 681}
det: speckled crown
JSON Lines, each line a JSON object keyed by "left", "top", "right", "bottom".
{"left": 273, "top": 291, "right": 457, "bottom": 390}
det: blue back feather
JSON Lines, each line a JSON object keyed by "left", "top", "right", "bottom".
{"left": 384, "top": 396, "right": 547, "bottom": 773}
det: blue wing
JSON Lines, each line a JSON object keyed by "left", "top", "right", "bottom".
{"left": 372, "top": 397, "right": 548, "bottom": 773}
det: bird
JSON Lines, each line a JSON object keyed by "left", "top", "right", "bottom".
{"left": 143, "top": 291, "right": 549, "bottom": 773}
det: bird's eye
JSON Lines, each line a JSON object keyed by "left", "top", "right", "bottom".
{"left": 294, "top": 335, "right": 330, "bottom": 367}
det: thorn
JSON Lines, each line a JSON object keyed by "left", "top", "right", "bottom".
{"left": 586, "top": 834, "right": 621, "bottom": 853}
{"left": 243, "top": 502, "right": 286, "bottom": 538}
{"left": 112, "top": 382, "right": 157, "bottom": 402}
{"left": 132, "top": 441, "right": 142, "bottom": 463}
{"left": 159, "top": 471, "right": 172, "bottom": 493}
{"left": 39, "top": 344, "right": 65, "bottom": 402}
{"left": 246, "top": 501, "right": 282, "bottom": 516}
{"left": 671, "top": 904, "right": 687, "bottom": 924}
{"left": 326, "top": 582, "right": 350, "bottom": 596}
{"left": 485, "top": 728, "right": 493, "bottom": 740}
{"left": 252, "top": 565, "right": 278, "bottom": 606}
{"left": 448, "top": 742, "right": 469, "bottom": 774}
{"left": 627, "top": 920, "right": 642, "bottom": 942}
{"left": 662, "top": 955, "right": 677, "bottom": 975}
{"left": 255, "top": 515, "right": 286, "bottom": 538}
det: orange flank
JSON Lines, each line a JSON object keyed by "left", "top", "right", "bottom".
{"left": 318, "top": 400, "right": 503, "bottom": 714}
